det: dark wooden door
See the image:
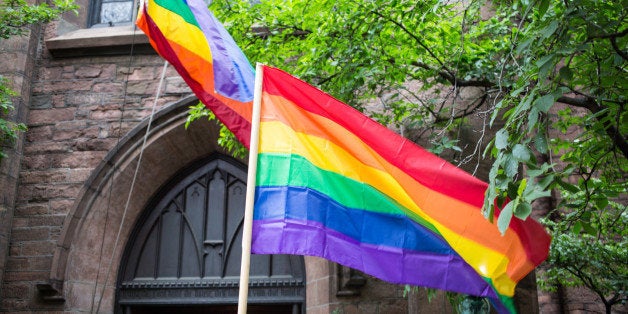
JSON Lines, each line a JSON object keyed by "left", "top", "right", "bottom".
{"left": 116, "top": 155, "right": 305, "bottom": 313}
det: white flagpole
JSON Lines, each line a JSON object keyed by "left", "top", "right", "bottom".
{"left": 237, "top": 63, "right": 264, "bottom": 314}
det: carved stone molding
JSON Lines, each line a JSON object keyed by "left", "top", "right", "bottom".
{"left": 36, "top": 279, "right": 65, "bottom": 302}
{"left": 336, "top": 265, "right": 366, "bottom": 297}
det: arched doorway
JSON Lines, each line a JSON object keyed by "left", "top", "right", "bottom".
{"left": 115, "top": 154, "right": 306, "bottom": 313}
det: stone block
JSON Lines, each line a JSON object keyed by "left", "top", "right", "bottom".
{"left": 126, "top": 80, "right": 157, "bottom": 95}
{"left": 39, "top": 66, "right": 64, "bottom": 81}
{"left": 21, "top": 155, "right": 52, "bottom": 170}
{"left": 357, "top": 302, "right": 379, "bottom": 313}
{"left": 5, "top": 257, "right": 28, "bottom": 271}
{"left": 73, "top": 138, "right": 116, "bottom": 151}
{"left": 28, "top": 108, "right": 75, "bottom": 125}
{"left": 46, "top": 184, "right": 81, "bottom": 199}
{"left": 339, "top": 304, "right": 359, "bottom": 314}
{"left": 67, "top": 168, "right": 92, "bottom": 182}
{"left": 0, "top": 282, "right": 30, "bottom": 299}
{"left": 0, "top": 52, "right": 27, "bottom": 74}
{"left": 51, "top": 128, "right": 85, "bottom": 141}
{"left": 0, "top": 150, "right": 21, "bottom": 179}
{"left": 51, "top": 94, "right": 66, "bottom": 108}
{"left": 45, "top": 80, "right": 93, "bottom": 93}
{"left": 2, "top": 270, "right": 48, "bottom": 282}
{"left": 10, "top": 227, "right": 50, "bottom": 241}
{"left": 10, "top": 217, "right": 28, "bottom": 229}
{"left": 65, "top": 93, "right": 103, "bottom": 107}
{"left": 90, "top": 108, "right": 122, "bottom": 120}
{"left": 18, "top": 240, "right": 56, "bottom": 256}
{"left": 25, "top": 125, "right": 53, "bottom": 142}
{"left": 22, "top": 142, "right": 71, "bottom": 155}
{"left": 0, "top": 298, "right": 29, "bottom": 311}
{"left": 22, "top": 215, "right": 65, "bottom": 228}
{"left": 74, "top": 66, "right": 102, "bottom": 78}
{"left": 17, "top": 184, "right": 47, "bottom": 202}
{"left": 118, "top": 66, "right": 156, "bottom": 81}
{"left": 51, "top": 151, "right": 106, "bottom": 168}
{"left": 0, "top": 35, "right": 30, "bottom": 52}
{"left": 55, "top": 120, "right": 88, "bottom": 131}
{"left": 27, "top": 255, "right": 52, "bottom": 271}
{"left": 378, "top": 299, "right": 407, "bottom": 314}
{"left": 92, "top": 82, "right": 124, "bottom": 93}
{"left": 50, "top": 199, "right": 74, "bottom": 215}
{"left": 164, "top": 76, "right": 191, "bottom": 94}
{"left": 15, "top": 203, "right": 49, "bottom": 216}
{"left": 64, "top": 281, "right": 95, "bottom": 312}
{"left": 30, "top": 94, "right": 52, "bottom": 109}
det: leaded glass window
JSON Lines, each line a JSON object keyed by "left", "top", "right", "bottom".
{"left": 90, "top": 0, "right": 136, "bottom": 27}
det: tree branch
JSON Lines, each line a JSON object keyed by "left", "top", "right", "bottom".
{"left": 434, "top": 92, "right": 489, "bottom": 123}
{"left": 586, "top": 28, "right": 628, "bottom": 40}
{"left": 557, "top": 95, "right": 628, "bottom": 159}
{"left": 366, "top": 8, "right": 452, "bottom": 76}
{"left": 587, "top": 28, "right": 628, "bottom": 61}
{"left": 610, "top": 36, "right": 628, "bottom": 61}
{"left": 411, "top": 61, "right": 494, "bottom": 87}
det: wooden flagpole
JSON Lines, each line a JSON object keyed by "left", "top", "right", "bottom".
{"left": 237, "top": 63, "right": 264, "bottom": 314}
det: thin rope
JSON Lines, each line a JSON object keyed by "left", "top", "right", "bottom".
{"left": 88, "top": 18, "right": 140, "bottom": 313}
{"left": 93, "top": 60, "right": 170, "bottom": 313}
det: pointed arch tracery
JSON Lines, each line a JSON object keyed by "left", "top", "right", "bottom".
{"left": 116, "top": 155, "right": 305, "bottom": 311}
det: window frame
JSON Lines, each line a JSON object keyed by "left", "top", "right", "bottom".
{"left": 88, "top": 0, "right": 138, "bottom": 28}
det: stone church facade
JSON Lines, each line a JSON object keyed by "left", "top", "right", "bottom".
{"left": 0, "top": 1, "right": 415, "bottom": 312}
{"left": 0, "top": 1, "right": 600, "bottom": 313}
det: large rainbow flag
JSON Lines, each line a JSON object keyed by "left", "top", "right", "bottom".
{"left": 251, "top": 66, "right": 551, "bottom": 313}
{"left": 136, "top": 0, "right": 255, "bottom": 146}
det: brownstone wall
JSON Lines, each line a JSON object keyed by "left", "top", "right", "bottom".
{"left": 0, "top": 21, "right": 41, "bottom": 306}
{"left": 0, "top": 17, "right": 191, "bottom": 310}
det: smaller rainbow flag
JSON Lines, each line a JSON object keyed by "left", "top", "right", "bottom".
{"left": 136, "top": 0, "right": 255, "bottom": 147}
{"left": 251, "top": 66, "right": 551, "bottom": 313}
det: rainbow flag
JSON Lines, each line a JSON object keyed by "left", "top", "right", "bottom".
{"left": 251, "top": 66, "right": 551, "bottom": 313}
{"left": 136, "top": 0, "right": 255, "bottom": 146}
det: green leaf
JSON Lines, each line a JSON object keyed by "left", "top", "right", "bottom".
{"left": 536, "top": 54, "right": 556, "bottom": 80}
{"left": 537, "top": 174, "right": 555, "bottom": 189}
{"left": 536, "top": 54, "right": 555, "bottom": 69}
{"left": 557, "top": 179, "right": 580, "bottom": 194}
{"left": 540, "top": 21, "right": 559, "bottom": 39}
{"left": 581, "top": 222, "right": 597, "bottom": 236}
{"left": 559, "top": 66, "right": 573, "bottom": 81}
{"left": 534, "top": 94, "right": 555, "bottom": 113}
{"left": 538, "top": 0, "right": 550, "bottom": 19}
{"left": 593, "top": 197, "right": 608, "bottom": 210}
{"left": 497, "top": 200, "right": 515, "bottom": 234}
{"left": 528, "top": 107, "right": 539, "bottom": 132}
{"left": 513, "top": 144, "right": 531, "bottom": 161}
{"left": 523, "top": 186, "right": 551, "bottom": 201}
{"left": 504, "top": 154, "right": 519, "bottom": 177}
{"left": 514, "top": 202, "right": 532, "bottom": 220}
{"left": 515, "top": 38, "right": 534, "bottom": 55}
{"left": 534, "top": 131, "right": 549, "bottom": 154}
{"left": 495, "top": 129, "right": 509, "bottom": 150}
{"left": 517, "top": 178, "right": 527, "bottom": 196}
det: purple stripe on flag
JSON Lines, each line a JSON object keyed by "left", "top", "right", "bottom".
{"left": 252, "top": 219, "right": 498, "bottom": 299}
{"left": 186, "top": 0, "right": 255, "bottom": 102}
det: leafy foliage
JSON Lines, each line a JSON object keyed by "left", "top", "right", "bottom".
{"left": 189, "top": 0, "right": 627, "bottom": 309}
{"left": 0, "top": 0, "right": 78, "bottom": 39}
{"left": 0, "top": 76, "right": 26, "bottom": 160}
{"left": 186, "top": 102, "right": 247, "bottom": 158}
{"left": 0, "top": 0, "right": 77, "bottom": 161}
{"left": 540, "top": 201, "right": 627, "bottom": 312}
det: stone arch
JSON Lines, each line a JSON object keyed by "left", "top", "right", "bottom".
{"left": 43, "top": 95, "right": 235, "bottom": 311}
